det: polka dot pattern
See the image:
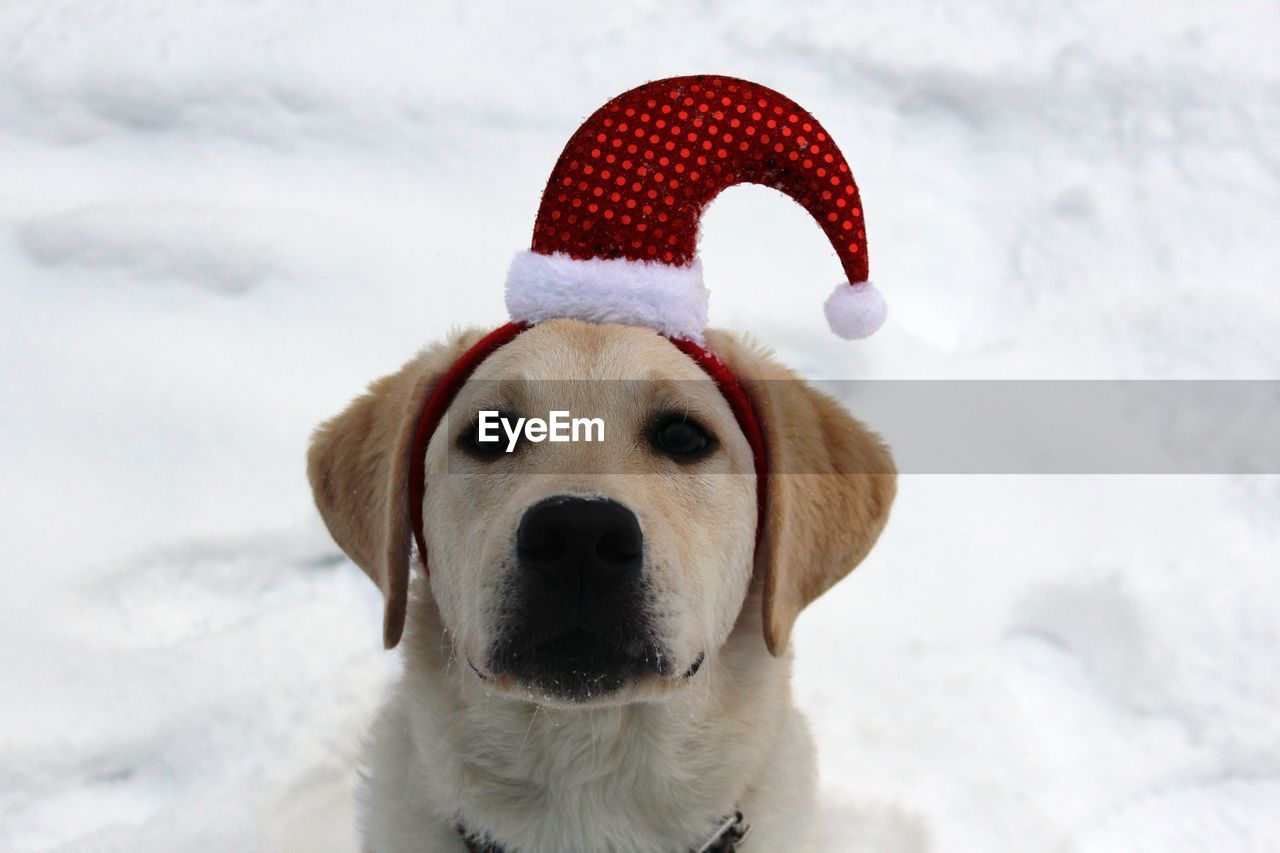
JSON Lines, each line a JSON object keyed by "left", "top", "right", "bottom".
{"left": 530, "top": 74, "right": 869, "bottom": 284}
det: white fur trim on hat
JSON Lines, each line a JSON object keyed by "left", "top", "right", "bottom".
{"left": 824, "top": 280, "right": 887, "bottom": 340}
{"left": 505, "top": 250, "right": 709, "bottom": 343}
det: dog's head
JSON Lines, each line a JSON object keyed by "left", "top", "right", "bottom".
{"left": 308, "top": 319, "right": 894, "bottom": 705}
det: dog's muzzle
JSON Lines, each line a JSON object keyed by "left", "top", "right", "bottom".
{"left": 487, "top": 495, "right": 668, "bottom": 700}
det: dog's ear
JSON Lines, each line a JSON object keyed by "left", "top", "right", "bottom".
{"left": 704, "top": 331, "right": 897, "bottom": 656}
{"left": 307, "top": 331, "right": 484, "bottom": 649}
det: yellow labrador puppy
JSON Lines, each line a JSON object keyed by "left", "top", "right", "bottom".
{"left": 308, "top": 319, "right": 895, "bottom": 852}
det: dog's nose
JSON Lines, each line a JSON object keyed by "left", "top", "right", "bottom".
{"left": 517, "top": 496, "right": 642, "bottom": 591}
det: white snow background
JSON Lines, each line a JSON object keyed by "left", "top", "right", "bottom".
{"left": 2, "top": 2, "right": 1278, "bottom": 851}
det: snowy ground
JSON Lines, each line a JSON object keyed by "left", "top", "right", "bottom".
{"left": 2, "top": 2, "right": 1278, "bottom": 851}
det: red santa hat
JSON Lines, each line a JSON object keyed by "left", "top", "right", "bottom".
{"left": 505, "top": 74, "right": 884, "bottom": 342}
{"left": 409, "top": 75, "right": 882, "bottom": 573}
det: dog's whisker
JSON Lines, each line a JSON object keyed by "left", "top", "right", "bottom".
{"left": 467, "top": 657, "right": 489, "bottom": 681}
{"left": 589, "top": 708, "right": 599, "bottom": 770}
{"left": 516, "top": 704, "right": 541, "bottom": 760}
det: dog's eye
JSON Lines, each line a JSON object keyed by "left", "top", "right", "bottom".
{"left": 459, "top": 413, "right": 511, "bottom": 459}
{"left": 650, "top": 414, "right": 716, "bottom": 462}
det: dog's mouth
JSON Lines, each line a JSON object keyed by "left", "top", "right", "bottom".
{"left": 476, "top": 628, "right": 706, "bottom": 704}
{"left": 484, "top": 625, "right": 673, "bottom": 702}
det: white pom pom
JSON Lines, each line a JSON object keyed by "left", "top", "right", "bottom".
{"left": 823, "top": 280, "right": 886, "bottom": 340}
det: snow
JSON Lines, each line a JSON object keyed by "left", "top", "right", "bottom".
{"left": 1, "top": 1, "right": 1277, "bottom": 850}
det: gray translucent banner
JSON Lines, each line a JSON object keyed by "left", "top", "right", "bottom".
{"left": 442, "top": 381, "right": 1280, "bottom": 474}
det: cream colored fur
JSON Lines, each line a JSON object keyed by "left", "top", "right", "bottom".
{"left": 307, "top": 320, "right": 895, "bottom": 852}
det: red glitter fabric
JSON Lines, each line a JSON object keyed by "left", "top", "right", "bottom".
{"left": 531, "top": 74, "right": 869, "bottom": 283}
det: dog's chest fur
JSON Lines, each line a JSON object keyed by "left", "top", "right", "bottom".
{"left": 359, "top": 596, "right": 816, "bottom": 853}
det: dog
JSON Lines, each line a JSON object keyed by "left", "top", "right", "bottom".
{"left": 307, "top": 318, "right": 895, "bottom": 852}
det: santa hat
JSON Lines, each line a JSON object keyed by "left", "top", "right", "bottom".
{"left": 506, "top": 75, "right": 884, "bottom": 342}
{"left": 409, "top": 75, "right": 882, "bottom": 572}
